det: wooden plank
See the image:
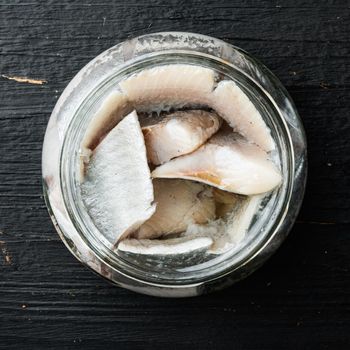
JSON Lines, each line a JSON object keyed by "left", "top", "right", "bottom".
{"left": 0, "top": 224, "right": 349, "bottom": 348}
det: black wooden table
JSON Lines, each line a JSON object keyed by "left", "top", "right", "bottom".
{"left": 1, "top": 1, "right": 349, "bottom": 349}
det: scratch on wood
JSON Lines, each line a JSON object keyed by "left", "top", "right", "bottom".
{"left": 0, "top": 240, "right": 12, "bottom": 265}
{"left": 1, "top": 74, "right": 47, "bottom": 85}
{"left": 320, "top": 82, "right": 331, "bottom": 90}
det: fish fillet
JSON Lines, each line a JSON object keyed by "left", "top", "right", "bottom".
{"left": 208, "top": 195, "right": 262, "bottom": 254}
{"left": 142, "top": 110, "right": 221, "bottom": 165}
{"left": 210, "top": 195, "right": 261, "bottom": 253}
{"left": 81, "top": 91, "right": 131, "bottom": 151}
{"left": 134, "top": 179, "right": 216, "bottom": 239}
{"left": 226, "top": 195, "right": 262, "bottom": 244}
{"left": 119, "top": 64, "right": 215, "bottom": 110}
{"left": 81, "top": 111, "right": 156, "bottom": 244}
{"left": 118, "top": 235, "right": 213, "bottom": 255}
{"left": 185, "top": 195, "right": 262, "bottom": 254}
{"left": 213, "top": 188, "right": 245, "bottom": 218}
{"left": 152, "top": 132, "right": 281, "bottom": 195}
{"left": 79, "top": 91, "right": 131, "bottom": 179}
{"left": 212, "top": 80, "right": 275, "bottom": 151}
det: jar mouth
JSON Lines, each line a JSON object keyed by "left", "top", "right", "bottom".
{"left": 59, "top": 50, "right": 295, "bottom": 286}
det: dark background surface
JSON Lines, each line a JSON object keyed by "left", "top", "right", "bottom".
{"left": 0, "top": 1, "right": 349, "bottom": 349}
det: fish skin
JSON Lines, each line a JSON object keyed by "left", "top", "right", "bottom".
{"left": 81, "top": 91, "right": 131, "bottom": 151}
{"left": 134, "top": 179, "right": 216, "bottom": 239}
{"left": 142, "top": 110, "right": 222, "bottom": 165}
{"left": 212, "top": 80, "right": 275, "bottom": 151}
{"left": 152, "top": 132, "right": 282, "bottom": 196}
{"left": 81, "top": 111, "right": 156, "bottom": 244}
{"left": 79, "top": 91, "right": 131, "bottom": 180}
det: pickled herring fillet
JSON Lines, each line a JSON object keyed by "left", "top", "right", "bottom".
{"left": 184, "top": 193, "right": 261, "bottom": 254}
{"left": 134, "top": 179, "right": 216, "bottom": 239}
{"left": 142, "top": 110, "right": 221, "bottom": 165}
{"left": 118, "top": 235, "right": 213, "bottom": 256}
{"left": 227, "top": 195, "right": 262, "bottom": 244}
{"left": 212, "top": 80, "right": 275, "bottom": 151}
{"left": 152, "top": 132, "right": 281, "bottom": 195}
{"left": 81, "top": 91, "right": 131, "bottom": 151}
{"left": 208, "top": 195, "right": 262, "bottom": 254}
{"left": 119, "top": 64, "right": 215, "bottom": 110}
{"left": 213, "top": 188, "right": 245, "bottom": 218}
{"left": 81, "top": 111, "right": 156, "bottom": 244}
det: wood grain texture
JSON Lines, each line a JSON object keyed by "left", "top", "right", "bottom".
{"left": 0, "top": 0, "right": 349, "bottom": 349}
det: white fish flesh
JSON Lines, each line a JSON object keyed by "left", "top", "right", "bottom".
{"left": 134, "top": 179, "right": 216, "bottom": 239}
{"left": 119, "top": 64, "right": 215, "bottom": 110}
{"left": 142, "top": 110, "right": 221, "bottom": 165}
{"left": 211, "top": 80, "right": 275, "bottom": 151}
{"left": 81, "top": 111, "right": 156, "bottom": 244}
{"left": 118, "top": 235, "right": 213, "bottom": 256}
{"left": 152, "top": 132, "right": 281, "bottom": 195}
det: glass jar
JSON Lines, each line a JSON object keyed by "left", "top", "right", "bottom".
{"left": 42, "top": 32, "right": 307, "bottom": 297}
